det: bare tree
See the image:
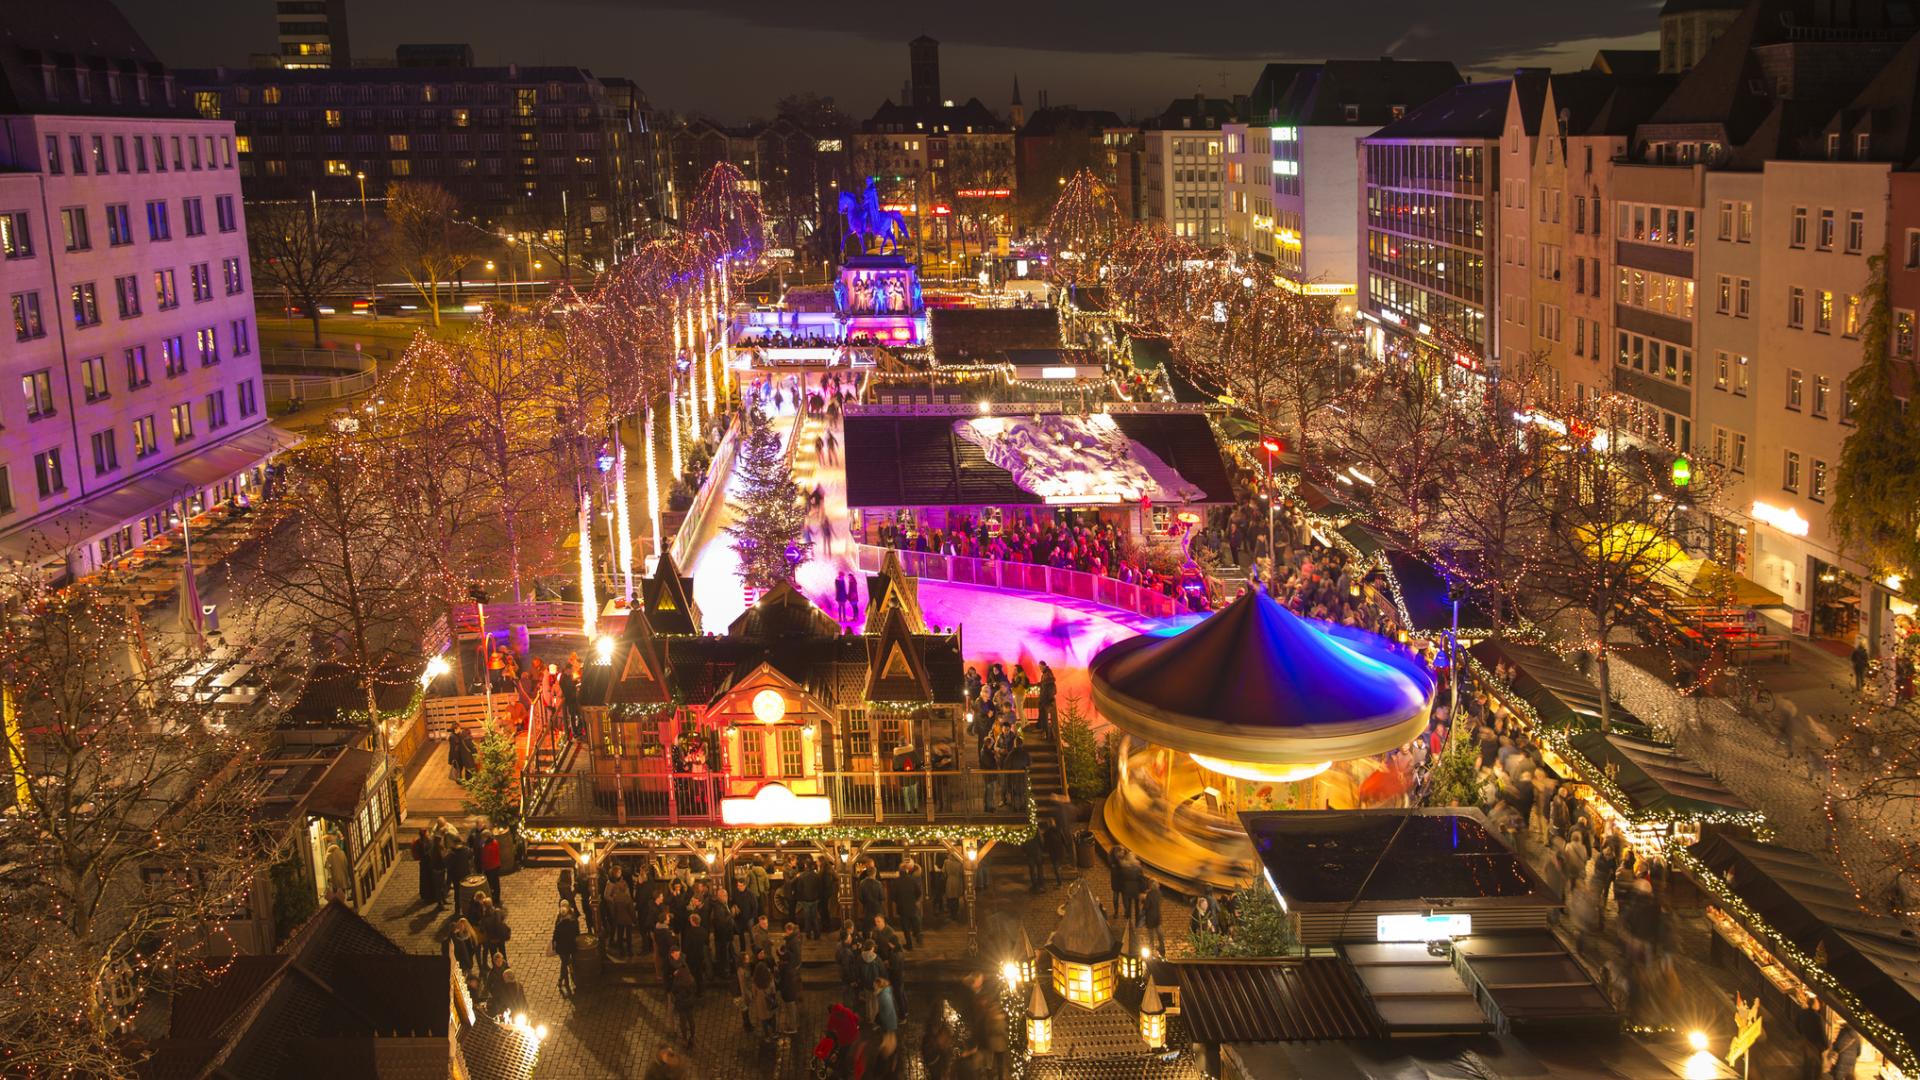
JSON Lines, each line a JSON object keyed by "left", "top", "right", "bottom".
{"left": 0, "top": 576, "right": 276, "bottom": 1075}
{"left": 251, "top": 427, "right": 421, "bottom": 722}
{"left": 1042, "top": 168, "right": 1121, "bottom": 301}
{"left": 246, "top": 199, "right": 370, "bottom": 347}
{"left": 385, "top": 181, "right": 478, "bottom": 326}
{"left": 1321, "top": 357, "right": 1475, "bottom": 550}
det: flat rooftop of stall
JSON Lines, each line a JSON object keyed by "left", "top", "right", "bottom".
{"left": 840, "top": 405, "right": 1236, "bottom": 510}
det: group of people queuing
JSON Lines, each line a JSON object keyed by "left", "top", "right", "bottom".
{"left": 965, "top": 660, "right": 1055, "bottom": 809}
{"left": 412, "top": 818, "right": 509, "bottom": 910}
{"left": 478, "top": 641, "right": 588, "bottom": 748}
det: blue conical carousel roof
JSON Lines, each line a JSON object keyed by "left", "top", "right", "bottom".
{"left": 1090, "top": 587, "right": 1434, "bottom": 765}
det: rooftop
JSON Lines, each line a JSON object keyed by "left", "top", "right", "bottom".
{"left": 1242, "top": 808, "right": 1556, "bottom": 909}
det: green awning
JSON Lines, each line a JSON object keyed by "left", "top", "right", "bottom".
{"left": 1564, "top": 730, "right": 1752, "bottom": 821}
{"left": 1468, "top": 639, "right": 1653, "bottom": 738}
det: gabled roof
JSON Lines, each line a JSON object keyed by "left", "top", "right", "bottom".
{"left": 864, "top": 97, "right": 1009, "bottom": 133}
{"left": 601, "top": 600, "right": 671, "bottom": 707}
{"left": 1247, "top": 62, "right": 1319, "bottom": 119}
{"left": 1048, "top": 880, "right": 1117, "bottom": 962}
{"left": 639, "top": 551, "right": 699, "bottom": 635}
{"left": 1146, "top": 95, "right": 1241, "bottom": 130}
{"left": 1592, "top": 49, "right": 1662, "bottom": 78}
{"left": 863, "top": 548, "right": 926, "bottom": 634}
{"left": 728, "top": 581, "right": 842, "bottom": 640}
{"left": 1831, "top": 29, "right": 1920, "bottom": 164}
{"left": 1512, "top": 69, "right": 1554, "bottom": 136}
{"left": 865, "top": 604, "right": 934, "bottom": 702}
{"left": 144, "top": 901, "right": 457, "bottom": 1080}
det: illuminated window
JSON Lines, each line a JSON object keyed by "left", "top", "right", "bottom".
{"left": 1051, "top": 956, "right": 1116, "bottom": 1008}
{"left": 777, "top": 728, "right": 803, "bottom": 775}
{"left": 235, "top": 135, "right": 251, "bottom": 154}
{"left": 325, "top": 109, "right": 342, "bottom": 127}
{"left": 325, "top": 159, "right": 350, "bottom": 176}
{"left": 739, "top": 731, "right": 764, "bottom": 776}
{"left": 388, "top": 134, "right": 409, "bottom": 151}
{"left": 262, "top": 86, "right": 281, "bottom": 105}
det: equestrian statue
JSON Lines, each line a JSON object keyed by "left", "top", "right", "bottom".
{"left": 838, "top": 177, "right": 909, "bottom": 256}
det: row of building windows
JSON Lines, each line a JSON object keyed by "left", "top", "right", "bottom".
{"left": 1617, "top": 267, "right": 1697, "bottom": 320}
{"left": 1366, "top": 273, "right": 1488, "bottom": 351}
{"left": 1616, "top": 328, "right": 1694, "bottom": 387}
{"left": 4, "top": 197, "right": 238, "bottom": 263}
{"left": 1365, "top": 188, "right": 1486, "bottom": 250}
{"left": 9, "top": 259, "right": 245, "bottom": 341}
{"left": 44, "top": 130, "right": 234, "bottom": 178}
{"left": 1366, "top": 230, "right": 1486, "bottom": 302}
{"left": 1788, "top": 206, "right": 1867, "bottom": 253}
{"left": 4, "top": 381, "right": 259, "bottom": 513}
{"left": 1615, "top": 201, "right": 1698, "bottom": 248}
{"left": 1783, "top": 285, "right": 1862, "bottom": 337}
{"left": 1364, "top": 143, "right": 1486, "bottom": 191}
{"left": 13, "top": 322, "right": 250, "bottom": 428}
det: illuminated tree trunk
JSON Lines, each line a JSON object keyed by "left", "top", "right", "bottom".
{"left": 645, "top": 403, "right": 662, "bottom": 563}
{"left": 578, "top": 486, "right": 598, "bottom": 640}
{"left": 669, "top": 371, "right": 683, "bottom": 479}
{"left": 703, "top": 271, "right": 718, "bottom": 419}
{"left": 718, "top": 261, "right": 733, "bottom": 405}
{"left": 614, "top": 429, "right": 635, "bottom": 601}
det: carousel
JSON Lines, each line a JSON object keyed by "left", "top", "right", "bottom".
{"left": 1091, "top": 587, "right": 1436, "bottom": 891}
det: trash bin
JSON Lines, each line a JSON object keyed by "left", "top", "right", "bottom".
{"left": 1075, "top": 830, "right": 1096, "bottom": 869}
{"left": 573, "top": 934, "right": 601, "bottom": 983}
{"left": 454, "top": 874, "right": 485, "bottom": 913}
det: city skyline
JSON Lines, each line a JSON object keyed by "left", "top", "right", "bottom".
{"left": 119, "top": 0, "right": 1660, "bottom": 121}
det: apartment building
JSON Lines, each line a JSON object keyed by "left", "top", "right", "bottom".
{"left": 0, "top": 2, "right": 280, "bottom": 581}
{"left": 274, "top": 0, "right": 351, "bottom": 70}
{"left": 1358, "top": 80, "right": 1507, "bottom": 372}
{"left": 1141, "top": 96, "right": 1240, "bottom": 241}
{"left": 178, "top": 64, "right": 666, "bottom": 270}
{"left": 1227, "top": 60, "right": 1463, "bottom": 317}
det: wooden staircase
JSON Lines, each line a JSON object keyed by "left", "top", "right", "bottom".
{"left": 1020, "top": 701, "right": 1066, "bottom": 804}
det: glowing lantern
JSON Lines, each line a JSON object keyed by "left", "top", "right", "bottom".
{"left": 1026, "top": 982, "right": 1052, "bottom": 1055}
{"left": 751, "top": 688, "right": 787, "bottom": 724}
{"left": 1139, "top": 975, "right": 1166, "bottom": 1048}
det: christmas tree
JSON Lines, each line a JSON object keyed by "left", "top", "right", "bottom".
{"left": 726, "top": 406, "right": 809, "bottom": 593}
{"left": 460, "top": 720, "right": 521, "bottom": 831}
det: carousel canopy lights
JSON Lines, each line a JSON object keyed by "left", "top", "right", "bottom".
{"left": 1186, "top": 754, "right": 1332, "bottom": 785}
{"left": 1091, "top": 587, "right": 1434, "bottom": 765}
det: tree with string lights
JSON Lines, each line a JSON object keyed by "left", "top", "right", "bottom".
{"left": 1320, "top": 351, "right": 1476, "bottom": 549}
{"left": 251, "top": 426, "right": 422, "bottom": 722}
{"left": 0, "top": 574, "right": 277, "bottom": 1075}
{"left": 1525, "top": 398, "right": 1723, "bottom": 730}
{"left": 726, "top": 406, "right": 808, "bottom": 594}
{"left": 1042, "top": 168, "right": 1120, "bottom": 300}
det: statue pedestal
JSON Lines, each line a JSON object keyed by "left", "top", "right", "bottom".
{"left": 836, "top": 254, "right": 924, "bottom": 345}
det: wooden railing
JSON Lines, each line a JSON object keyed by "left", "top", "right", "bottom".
{"left": 524, "top": 768, "right": 1035, "bottom": 827}
{"left": 852, "top": 543, "right": 1200, "bottom": 621}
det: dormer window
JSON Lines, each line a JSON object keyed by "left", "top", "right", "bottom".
{"left": 1344, "top": 104, "right": 1360, "bottom": 122}
{"left": 1858, "top": 132, "right": 1872, "bottom": 158}
{"left": 1827, "top": 133, "right": 1840, "bottom": 159}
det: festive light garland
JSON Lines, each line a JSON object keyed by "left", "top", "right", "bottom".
{"left": 523, "top": 820, "right": 1036, "bottom": 847}
{"left": 1672, "top": 842, "right": 1920, "bottom": 1075}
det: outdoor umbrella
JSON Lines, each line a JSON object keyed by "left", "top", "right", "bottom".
{"left": 177, "top": 560, "right": 205, "bottom": 654}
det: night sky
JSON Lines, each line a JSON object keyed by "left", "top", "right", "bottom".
{"left": 120, "top": 0, "right": 1661, "bottom": 123}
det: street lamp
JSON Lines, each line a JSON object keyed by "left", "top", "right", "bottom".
{"left": 354, "top": 172, "right": 378, "bottom": 320}
{"left": 1260, "top": 436, "right": 1284, "bottom": 587}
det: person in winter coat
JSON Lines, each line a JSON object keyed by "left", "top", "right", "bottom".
{"left": 873, "top": 976, "right": 899, "bottom": 1033}
{"left": 748, "top": 958, "right": 779, "bottom": 1039}
{"left": 479, "top": 830, "right": 503, "bottom": 903}
{"left": 667, "top": 949, "right": 697, "bottom": 1047}
{"left": 603, "top": 877, "right": 637, "bottom": 957}
{"left": 442, "top": 832, "right": 473, "bottom": 905}
{"left": 450, "top": 918, "right": 482, "bottom": 977}
{"left": 681, "top": 912, "right": 710, "bottom": 992}
{"left": 778, "top": 940, "right": 804, "bottom": 1033}
{"left": 943, "top": 854, "right": 965, "bottom": 922}
{"left": 1141, "top": 880, "right": 1166, "bottom": 953}
{"left": 894, "top": 861, "right": 924, "bottom": 948}
{"left": 552, "top": 902, "right": 581, "bottom": 995}
{"left": 1190, "top": 894, "right": 1225, "bottom": 937}
{"left": 856, "top": 867, "right": 887, "bottom": 928}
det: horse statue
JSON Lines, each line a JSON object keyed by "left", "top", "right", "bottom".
{"left": 838, "top": 177, "right": 909, "bottom": 256}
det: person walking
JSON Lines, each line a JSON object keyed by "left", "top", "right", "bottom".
{"left": 1852, "top": 640, "right": 1870, "bottom": 693}
{"left": 777, "top": 936, "right": 803, "bottom": 1034}
{"left": 667, "top": 948, "right": 698, "bottom": 1047}
{"left": 943, "top": 852, "right": 965, "bottom": 922}
{"left": 682, "top": 912, "right": 710, "bottom": 993}
{"left": 1141, "top": 880, "right": 1167, "bottom": 953}
{"left": 552, "top": 902, "right": 581, "bottom": 996}
{"left": 443, "top": 830, "right": 473, "bottom": 907}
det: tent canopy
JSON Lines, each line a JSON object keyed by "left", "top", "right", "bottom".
{"left": 1092, "top": 587, "right": 1433, "bottom": 764}
{"left": 1564, "top": 730, "right": 1751, "bottom": 821}
{"left": 1468, "top": 639, "right": 1654, "bottom": 738}
{"left": 1381, "top": 549, "right": 1498, "bottom": 635}
{"left": 1575, "top": 522, "right": 1784, "bottom": 608}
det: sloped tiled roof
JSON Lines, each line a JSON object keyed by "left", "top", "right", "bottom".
{"left": 1048, "top": 880, "right": 1117, "bottom": 961}
{"left": 1368, "top": 79, "right": 1512, "bottom": 140}
{"left": 1169, "top": 959, "right": 1384, "bottom": 1042}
